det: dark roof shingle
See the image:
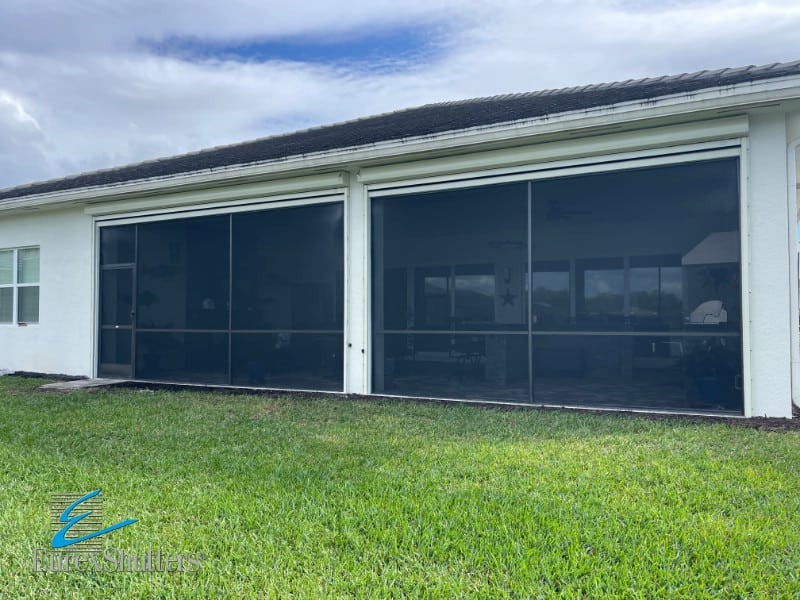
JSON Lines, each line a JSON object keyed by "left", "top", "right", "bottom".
{"left": 2, "top": 59, "right": 799, "bottom": 201}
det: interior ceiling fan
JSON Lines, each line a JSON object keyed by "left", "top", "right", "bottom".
{"left": 545, "top": 198, "right": 592, "bottom": 221}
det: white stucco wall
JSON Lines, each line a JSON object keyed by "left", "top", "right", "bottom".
{"left": 746, "top": 112, "right": 794, "bottom": 417}
{"left": 0, "top": 207, "right": 94, "bottom": 376}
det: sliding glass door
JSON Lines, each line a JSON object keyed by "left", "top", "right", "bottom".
{"left": 372, "top": 157, "right": 744, "bottom": 412}
{"left": 530, "top": 158, "right": 742, "bottom": 411}
{"left": 136, "top": 215, "right": 230, "bottom": 384}
{"left": 98, "top": 226, "right": 136, "bottom": 378}
{"left": 372, "top": 183, "right": 529, "bottom": 402}
{"left": 97, "top": 201, "right": 344, "bottom": 391}
{"left": 230, "top": 203, "right": 344, "bottom": 390}
{"left": 372, "top": 183, "right": 530, "bottom": 402}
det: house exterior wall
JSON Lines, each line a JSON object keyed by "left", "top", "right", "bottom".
{"left": 0, "top": 106, "right": 798, "bottom": 417}
{"left": 0, "top": 207, "right": 95, "bottom": 376}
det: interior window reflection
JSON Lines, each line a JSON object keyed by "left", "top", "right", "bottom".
{"left": 531, "top": 262, "right": 570, "bottom": 329}
{"left": 455, "top": 266, "right": 495, "bottom": 324}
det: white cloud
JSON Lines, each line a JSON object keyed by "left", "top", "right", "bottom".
{"left": 0, "top": 90, "right": 52, "bottom": 187}
{"left": 0, "top": 90, "right": 41, "bottom": 129}
{"left": 0, "top": 0, "right": 799, "bottom": 189}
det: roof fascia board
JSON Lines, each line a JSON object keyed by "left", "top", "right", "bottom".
{"left": 359, "top": 117, "right": 748, "bottom": 184}
{"left": 12, "top": 171, "right": 341, "bottom": 217}
{"left": 1, "top": 75, "right": 798, "bottom": 213}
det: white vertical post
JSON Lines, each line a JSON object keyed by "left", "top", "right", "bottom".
{"left": 739, "top": 138, "right": 753, "bottom": 417}
{"left": 344, "top": 175, "right": 371, "bottom": 394}
{"left": 746, "top": 112, "right": 793, "bottom": 418}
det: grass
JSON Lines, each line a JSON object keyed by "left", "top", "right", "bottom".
{"left": 1, "top": 376, "right": 799, "bottom": 598}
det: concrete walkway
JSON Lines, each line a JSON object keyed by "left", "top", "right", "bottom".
{"left": 39, "top": 379, "right": 128, "bottom": 391}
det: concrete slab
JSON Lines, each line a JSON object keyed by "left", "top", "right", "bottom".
{"left": 39, "top": 379, "right": 128, "bottom": 391}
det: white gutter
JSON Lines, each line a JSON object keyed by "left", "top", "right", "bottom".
{"left": 2, "top": 73, "right": 800, "bottom": 212}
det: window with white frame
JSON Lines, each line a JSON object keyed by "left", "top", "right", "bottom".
{"left": 0, "top": 247, "right": 40, "bottom": 324}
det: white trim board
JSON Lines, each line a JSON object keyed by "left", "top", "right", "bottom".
{"left": 93, "top": 191, "right": 345, "bottom": 226}
{"left": 362, "top": 119, "right": 747, "bottom": 188}
{"left": 85, "top": 172, "right": 348, "bottom": 218}
{"left": 366, "top": 143, "right": 742, "bottom": 198}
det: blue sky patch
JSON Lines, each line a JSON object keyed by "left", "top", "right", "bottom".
{"left": 144, "top": 25, "right": 444, "bottom": 70}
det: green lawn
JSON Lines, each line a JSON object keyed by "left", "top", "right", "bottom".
{"left": 1, "top": 376, "right": 799, "bottom": 598}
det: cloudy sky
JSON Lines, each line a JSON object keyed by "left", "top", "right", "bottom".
{"left": 1, "top": 0, "right": 799, "bottom": 190}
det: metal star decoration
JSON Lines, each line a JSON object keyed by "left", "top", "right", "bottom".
{"left": 500, "top": 288, "right": 516, "bottom": 306}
